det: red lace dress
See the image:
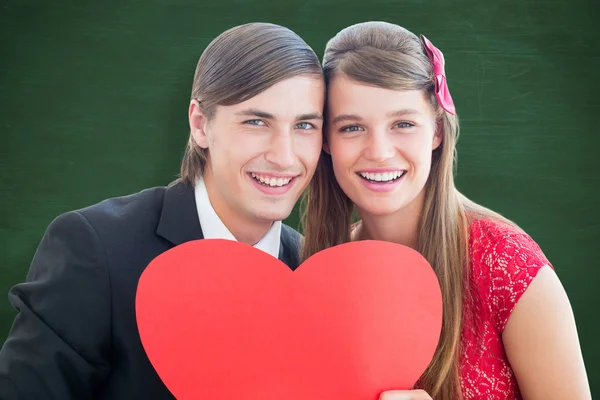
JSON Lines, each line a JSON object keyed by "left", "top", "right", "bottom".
{"left": 458, "top": 218, "right": 552, "bottom": 399}
{"left": 352, "top": 218, "right": 552, "bottom": 398}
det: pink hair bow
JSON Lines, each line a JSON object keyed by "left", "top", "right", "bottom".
{"left": 420, "top": 34, "right": 456, "bottom": 115}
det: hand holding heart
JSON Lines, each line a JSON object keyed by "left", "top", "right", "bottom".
{"left": 379, "top": 389, "right": 433, "bottom": 400}
{"left": 136, "top": 239, "right": 443, "bottom": 400}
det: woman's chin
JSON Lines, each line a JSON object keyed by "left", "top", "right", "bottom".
{"left": 355, "top": 202, "right": 402, "bottom": 218}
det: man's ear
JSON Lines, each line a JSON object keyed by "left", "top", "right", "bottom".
{"left": 432, "top": 119, "right": 443, "bottom": 150}
{"left": 189, "top": 100, "right": 210, "bottom": 149}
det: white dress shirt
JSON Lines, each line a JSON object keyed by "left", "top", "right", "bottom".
{"left": 194, "top": 176, "right": 281, "bottom": 258}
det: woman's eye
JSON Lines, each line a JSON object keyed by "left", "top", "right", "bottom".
{"left": 296, "top": 122, "right": 315, "bottom": 130}
{"left": 244, "top": 119, "right": 265, "bottom": 126}
{"left": 340, "top": 125, "right": 364, "bottom": 133}
{"left": 394, "top": 121, "right": 414, "bottom": 129}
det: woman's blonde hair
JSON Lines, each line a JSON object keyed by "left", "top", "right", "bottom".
{"left": 301, "top": 21, "right": 515, "bottom": 399}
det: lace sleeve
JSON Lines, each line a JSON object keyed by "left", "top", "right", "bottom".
{"left": 471, "top": 222, "right": 553, "bottom": 333}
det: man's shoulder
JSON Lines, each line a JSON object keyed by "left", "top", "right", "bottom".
{"left": 45, "top": 184, "right": 174, "bottom": 242}
{"left": 78, "top": 185, "right": 167, "bottom": 226}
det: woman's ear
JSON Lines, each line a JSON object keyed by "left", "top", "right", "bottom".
{"left": 432, "top": 119, "right": 443, "bottom": 150}
{"left": 323, "top": 142, "right": 331, "bottom": 154}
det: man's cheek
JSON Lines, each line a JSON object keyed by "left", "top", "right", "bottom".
{"left": 299, "top": 138, "right": 324, "bottom": 165}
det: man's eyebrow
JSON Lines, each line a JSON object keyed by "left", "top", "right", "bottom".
{"left": 235, "top": 108, "right": 276, "bottom": 120}
{"left": 296, "top": 112, "right": 323, "bottom": 121}
{"left": 235, "top": 109, "right": 324, "bottom": 121}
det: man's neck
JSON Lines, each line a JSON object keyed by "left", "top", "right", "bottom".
{"left": 225, "top": 217, "right": 273, "bottom": 246}
{"left": 202, "top": 173, "right": 273, "bottom": 246}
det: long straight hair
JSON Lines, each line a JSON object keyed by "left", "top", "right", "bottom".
{"left": 301, "top": 22, "right": 515, "bottom": 399}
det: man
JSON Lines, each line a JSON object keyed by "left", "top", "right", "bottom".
{"left": 0, "top": 22, "right": 325, "bottom": 399}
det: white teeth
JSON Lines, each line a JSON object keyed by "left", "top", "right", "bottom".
{"left": 359, "top": 171, "right": 404, "bottom": 182}
{"left": 251, "top": 174, "right": 293, "bottom": 187}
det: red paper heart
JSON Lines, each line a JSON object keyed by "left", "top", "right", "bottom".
{"left": 136, "top": 239, "right": 442, "bottom": 400}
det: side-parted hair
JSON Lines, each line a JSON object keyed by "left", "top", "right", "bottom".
{"left": 178, "top": 22, "right": 323, "bottom": 185}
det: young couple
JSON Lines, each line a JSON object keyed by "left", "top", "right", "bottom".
{"left": 0, "top": 22, "right": 591, "bottom": 400}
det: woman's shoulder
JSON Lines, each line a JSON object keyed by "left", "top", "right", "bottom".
{"left": 467, "top": 217, "right": 553, "bottom": 332}
{"left": 468, "top": 217, "right": 553, "bottom": 274}
{"left": 468, "top": 217, "right": 551, "bottom": 266}
{"left": 469, "top": 217, "right": 523, "bottom": 240}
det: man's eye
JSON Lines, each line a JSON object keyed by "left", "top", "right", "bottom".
{"left": 296, "top": 122, "right": 315, "bottom": 130}
{"left": 244, "top": 119, "right": 265, "bottom": 126}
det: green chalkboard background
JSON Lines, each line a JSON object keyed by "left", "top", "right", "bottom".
{"left": 1, "top": 0, "right": 598, "bottom": 395}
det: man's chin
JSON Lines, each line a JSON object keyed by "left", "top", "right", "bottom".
{"left": 249, "top": 207, "right": 294, "bottom": 224}
{"left": 243, "top": 184, "right": 302, "bottom": 222}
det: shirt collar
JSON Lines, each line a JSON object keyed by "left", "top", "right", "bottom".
{"left": 194, "top": 176, "right": 281, "bottom": 258}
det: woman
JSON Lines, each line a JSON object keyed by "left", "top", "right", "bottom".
{"left": 302, "top": 22, "right": 591, "bottom": 399}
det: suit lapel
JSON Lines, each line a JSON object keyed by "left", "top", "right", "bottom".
{"left": 156, "top": 181, "right": 204, "bottom": 246}
{"left": 157, "top": 181, "right": 302, "bottom": 270}
{"left": 278, "top": 225, "right": 302, "bottom": 270}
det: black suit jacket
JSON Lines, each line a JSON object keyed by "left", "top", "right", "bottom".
{"left": 0, "top": 181, "right": 303, "bottom": 399}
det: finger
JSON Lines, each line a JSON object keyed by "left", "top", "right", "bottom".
{"left": 379, "top": 389, "right": 433, "bottom": 400}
